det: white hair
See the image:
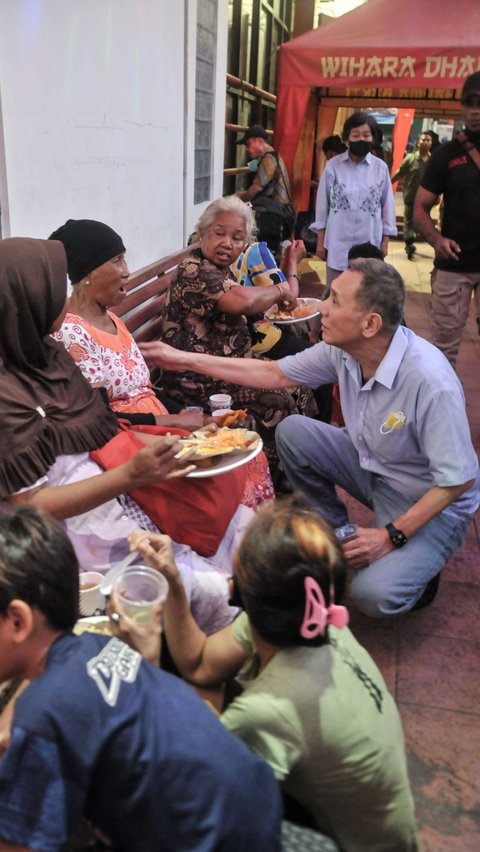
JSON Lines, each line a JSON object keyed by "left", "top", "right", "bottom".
{"left": 195, "top": 195, "right": 257, "bottom": 244}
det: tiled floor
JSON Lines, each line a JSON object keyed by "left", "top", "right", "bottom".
{"left": 331, "top": 238, "right": 480, "bottom": 851}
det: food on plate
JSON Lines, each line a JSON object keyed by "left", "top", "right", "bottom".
{"left": 215, "top": 409, "right": 248, "bottom": 427}
{"left": 177, "top": 427, "right": 257, "bottom": 460}
{"left": 265, "top": 298, "right": 321, "bottom": 321}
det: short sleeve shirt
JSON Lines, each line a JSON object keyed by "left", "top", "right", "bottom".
{"left": 221, "top": 614, "right": 418, "bottom": 851}
{"left": 255, "top": 151, "right": 291, "bottom": 205}
{"left": 54, "top": 312, "right": 165, "bottom": 416}
{"left": 278, "top": 326, "right": 480, "bottom": 517}
{"left": 0, "top": 632, "right": 282, "bottom": 852}
{"left": 421, "top": 137, "right": 480, "bottom": 272}
{"left": 162, "top": 249, "right": 252, "bottom": 358}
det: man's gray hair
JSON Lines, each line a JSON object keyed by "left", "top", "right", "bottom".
{"left": 195, "top": 195, "right": 257, "bottom": 244}
{"left": 348, "top": 258, "right": 405, "bottom": 332}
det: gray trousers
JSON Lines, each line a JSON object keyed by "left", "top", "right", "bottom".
{"left": 431, "top": 268, "right": 480, "bottom": 368}
{"left": 276, "top": 416, "right": 469, "bottom": 618}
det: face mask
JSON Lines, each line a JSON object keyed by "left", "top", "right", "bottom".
{"left": 348, "top": 140, "right": 373, "bottom": 158}
{"left": 247, "top": 159, "right": 258, "bottom": 172}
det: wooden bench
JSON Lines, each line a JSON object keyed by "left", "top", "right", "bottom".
{"left": 111, "top": 245, "right": 196, "bottom": 342}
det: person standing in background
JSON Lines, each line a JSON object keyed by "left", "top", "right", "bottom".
{"left": 237, "top": 124, "right": 295, "bottom": 259}
{"left": 321, "top": 135, "right": 347, "bottom": 161}
{"left": 311, "top": 111, "right": 396, "bottom": 295}
{"left": 414, "top": 71, "right": 480, "bottom": 368}
{"left": 392, "top": 133, "right": 432, "bottom": 260}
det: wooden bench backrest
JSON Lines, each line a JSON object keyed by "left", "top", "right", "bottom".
{"left": 111, "top": 245, "right": 195, "bottom": 342}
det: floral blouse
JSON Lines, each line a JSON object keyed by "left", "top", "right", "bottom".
{"left": 54, "top": 312, "right": 166, "bottom": 416}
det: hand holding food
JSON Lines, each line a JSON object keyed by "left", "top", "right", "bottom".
{"left": 128, "top": 531, "right": 181, "bottom": 586}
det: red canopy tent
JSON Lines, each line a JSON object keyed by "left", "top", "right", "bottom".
{"left": 275, "top": 0, "right": 480, "bottom": 208}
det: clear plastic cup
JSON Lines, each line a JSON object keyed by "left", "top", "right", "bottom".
{"left": 209, "top": 393, "right": 233, "bottom": 413}
{"left": 113, "top": 566, "right": 168, "bottom": 624}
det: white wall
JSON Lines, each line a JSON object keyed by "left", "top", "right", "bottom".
{"left": 0, "top": 0, "right": 229, "bottom": 271}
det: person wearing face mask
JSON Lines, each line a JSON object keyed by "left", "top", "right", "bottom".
{"left": 310, "top": 111, "right": 397, "bottom": 294}
{"left": 414, "top": 71, "right": 480, "bottom": 368}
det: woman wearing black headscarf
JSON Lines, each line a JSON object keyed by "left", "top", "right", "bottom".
{"left": 0, "top": 238, "right": 246, "bottom": 631}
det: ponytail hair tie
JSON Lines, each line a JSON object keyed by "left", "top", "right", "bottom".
{"left": 300, "top": 577, "right": 349, "bottom": 639}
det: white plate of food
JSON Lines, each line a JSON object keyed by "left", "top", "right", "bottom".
{"left": 264, "top": 297, "right": 323, "bottom": 325}
{"left": 74, "top": 615, "right": 112, "bottom": 636}
{"left": 176, "top": 427, "right": 263, "bottom": 478}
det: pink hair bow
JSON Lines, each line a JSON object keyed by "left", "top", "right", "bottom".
{"left": 300, "top": 577, "right": 349, "bottom": 639}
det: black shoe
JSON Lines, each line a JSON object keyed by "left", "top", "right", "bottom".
{"left": 412, "top": 573, "right": 440, "bottom": 611}
{"left": 405, "top": 244, "right": 416, "bottom": 260}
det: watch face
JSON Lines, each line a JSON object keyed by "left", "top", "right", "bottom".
{"left": 387, "top": 523, "right": 407, "bottom": 548}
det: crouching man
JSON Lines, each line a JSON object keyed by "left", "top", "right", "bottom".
{"left": 0, "top": 506, "right": 282, "bottom": 852}
{"left": 141, "top": 259, "right": 480, "bottom": 619}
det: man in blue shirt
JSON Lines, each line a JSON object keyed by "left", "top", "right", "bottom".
{"left": 0, "top": 507, "right": 282, "bottom": 852}
{"left": 141, "top": 259, "right": 479, "bottom": 619}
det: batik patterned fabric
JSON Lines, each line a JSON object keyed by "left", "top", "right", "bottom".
{"left": 161, "top": 248, "right": 299, "bottom": 472}
{"left": 312, "top": 151, "right": 397, "bottom": 270}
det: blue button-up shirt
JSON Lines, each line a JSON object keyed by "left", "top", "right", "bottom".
{"left": 278, "top": 326, "right": 479, "bottom": 518}
{"left": 311, "top": 152, "right": 397, "bottom": 271}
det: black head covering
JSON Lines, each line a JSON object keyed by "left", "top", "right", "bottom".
{"left": 49, "top": 219, "right": 126, "bottom": 283}
{"left": 0, "top": 237, "right": 117, "bottom": 498}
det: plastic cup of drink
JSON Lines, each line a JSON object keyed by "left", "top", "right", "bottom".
{"left": 113, "top": 566, "right": 168, "bottom": 624}
{"left": 209, "top": 393, "right": 233, "bottom": 413}
{"left": 184, "top": 406, "right": 203, "bottom": 414}
{"left": 79, "top": 572, "right": 105, "bottom": 617}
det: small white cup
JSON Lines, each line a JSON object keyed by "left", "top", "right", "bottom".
{"left": 113, "top": 566, "right": 169, "bottom": 624}
{"left": 209, "top": 393, "right": 233, "bottom": 413}
{"left": 79, "top": 572, "right": 105, "bottom": 617}
{"left": 211, "top": 408, "right": 233, "bottom": 421}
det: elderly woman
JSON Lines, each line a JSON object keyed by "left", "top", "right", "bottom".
{"left": 0, "top": 237, "right": 255, "bottom": 633}
{"left": 50, "top": 218, "right": 274, "bottom": 507}
{"left": 49, "top": 219, "right": 202, "bottom": 429}
{"left": 127, "top": 497, "right": 419, "bottom": 852}
{"left": 160, "top": 195, "right": 304, "bottom": 471}
{"left": 311, "top": 111, "right": 397, "bottom": 293}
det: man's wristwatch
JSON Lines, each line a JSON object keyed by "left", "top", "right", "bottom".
{"left": 385, "top": 522, "right": 408, "bottom": 548}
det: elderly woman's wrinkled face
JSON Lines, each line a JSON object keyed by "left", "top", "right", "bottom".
{"left": 88, "top": 253, "right": 130, "bottom": 307}
{"left": 200, "top": 212, "right": 247, "bottom": 267}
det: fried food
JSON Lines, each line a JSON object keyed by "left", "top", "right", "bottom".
{"left": 216, "top": 409, "right": 248, "bottom": 427}
{"left": 177, "top": 427, "right": 256, "bottom": 459}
